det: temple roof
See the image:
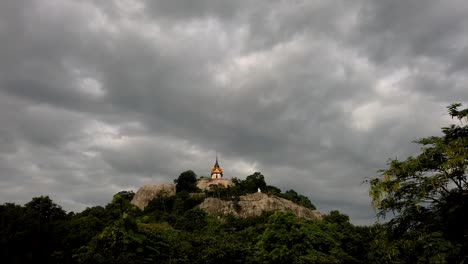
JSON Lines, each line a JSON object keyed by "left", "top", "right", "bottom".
{"left": 211, "top": 155, "right": 223, "bottom": 175}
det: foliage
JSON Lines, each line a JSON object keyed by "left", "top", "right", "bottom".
{"left": 368, "top": 103, "right": 468, "bottom": 263}
{"left": 9, "top": 139, "right": 468, "bottom": 264}
{"left": 0, "top": 196, "right": 70, "bottom": 263}
{"left": 255, "top": 211, "right": 368, "bottom": 263}
{"left": 203, "top": 172, "right": 318, "bottom": 214}
{"left": 266, "top": 185, "right": 282, "bottom": 195}
{"left": 4, "top": 105, "right": 468, "bottom": 263}
{"left": 279, "top": 189, "right": 316, "bottom": 210}
{"left": 231, "top": 172, "right": 267, "bottom": 195}
{"left": 144, "top": 192, "right": 176, "bottom": 214}
{"left": 0, "top": 177, "right": 330, "bottom": 263}
{"left": 174, "top": 170, "right": 201, "bottom": 193}
{"left": 0, "top": 194, "right": 364, "bottom": 264}
{"left": 76, "top": 215, "right": 167, "bottom": 263}
{"left": 323, "top": 210, "right": 350, "bottom": 224}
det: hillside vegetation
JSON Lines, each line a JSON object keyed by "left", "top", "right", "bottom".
{"left": 1, "top": 103, "right": 467, "bottom": 263}
{"left": 0, "top": 172, "right": 370, "bottom": 263}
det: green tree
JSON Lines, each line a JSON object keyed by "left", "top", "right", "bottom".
{"left": 256, "top": 212, "right": 341, "bottom": 264}
{"left": 174, "top": 170, "right": 200, "bottom": 193}
{"left": 0, "top": 197, "right": 70, "bottom": 263}
{"left": 369, "top": 103, "right": 468, "bottom": 263}
{"left": 26, "top": 196, "right": 70, "bottom": 262}
{"left": 144, "top": 192, "right": 176, "bottom": 214}
{"left": 105, "top": 191, "right": 140, "bottom": 220}
{"left": 25, "top": 196, "right": 67, "bottom": 223}
{"left": 232, "top": 172, "right": 267, "bottom": 195}
{"left": 65, "top": 210, "right": 107, "bottom": 259}
{"left": 323, "top": 210, "right": 349, "bottom": 225}
{"left": 0, "top": 203, "right": 30, "bottom": 263}
{"left": 76, "top": 215, "right": 164, "bottom": 264}
{"left": 266, "top": 185, "right": 282, "bottom": 195}
{"left": 323, "top": 211, "right": 373, "bottom": 263}
{"left": 281, "top": 189, "right": 316, "bottom": 210}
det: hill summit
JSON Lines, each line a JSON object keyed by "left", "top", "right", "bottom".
{"left": 131, "top": 177, "right": 321, "bottom": 220}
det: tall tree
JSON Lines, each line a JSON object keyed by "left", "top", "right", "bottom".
{"left": 255, "top": 212, "right": 341, "bottom": 263}
{"left": 174, "top": 170, "right": 200, "bottom": 193}
{"left": 369, "top": 103, "right": 468, "bottom": 263}
{"left": 232, "top": 172, "right": 267, "bottom": 194}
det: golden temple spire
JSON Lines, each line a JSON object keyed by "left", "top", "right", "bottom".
{"left": 211, "top": 152, "right": 223, "bottom": 179}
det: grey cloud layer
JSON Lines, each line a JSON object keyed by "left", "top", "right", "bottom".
{"left": 0, "top": 0, "right": 467, "bottom": 224}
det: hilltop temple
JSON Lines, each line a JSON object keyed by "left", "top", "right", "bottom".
{"left": 210, "top": 155, "right": 223, "bottom": 179}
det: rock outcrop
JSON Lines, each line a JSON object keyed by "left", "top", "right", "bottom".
{"left": 131, "top": 182, "right": 322, "bottom": 221}
{"left": 196, "top": 178, "right": 234, "bottom": 190}
{"left": 131, "top": 184, "right": 176, "bottom": 210}
{"left": 131, "top": 179, "right": 235, "bottom": 210}
{"left": 198, "top": 192, "right": 322, "bottom": 220}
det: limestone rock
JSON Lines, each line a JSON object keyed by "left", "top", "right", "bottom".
{"left": 196, "top": 178, "right": 234, "bottom": 191}
{"left": 131, "top": 184, "right": 176, "bottom": 210}
{"left": 198, "top": 192, "right": 322, "bottom": 220}
{"left": 131, "top": 182, "right": 322, "bottom": 221}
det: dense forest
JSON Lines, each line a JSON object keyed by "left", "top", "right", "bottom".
{"left": 1, "top": 104, "right": 467, "bottom": 263}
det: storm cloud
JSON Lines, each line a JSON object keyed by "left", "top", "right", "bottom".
{"left": 1, "top": 0, "right": 467, "bottom": 224}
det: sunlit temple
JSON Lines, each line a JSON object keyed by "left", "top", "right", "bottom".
{"left": 210, "top": 154, "right": 223, "bottom": 179}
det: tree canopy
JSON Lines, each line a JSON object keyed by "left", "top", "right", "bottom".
{"left": 1, "top": 171, "right": 372, "bottom": 263}
{"left": 369, "top": 103, "right": 468, "bottom": 263}
{"left": 174, "top": 170, "right": 200, "bottom": 193}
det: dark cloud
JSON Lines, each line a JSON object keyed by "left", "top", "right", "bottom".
{"left": 0, "top": 0, "right": 467, "bottom": 225}
{"left": 357, "top": 0, "right": 468, "bottom": 68}
{"left": 144, "top": 0, "right": 243, "bottom": 21}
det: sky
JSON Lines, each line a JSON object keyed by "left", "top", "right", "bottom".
{"left": 1, "top": 0, "right": 468, "bottom": 225}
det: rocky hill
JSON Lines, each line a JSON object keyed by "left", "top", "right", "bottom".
{"left": 131, "top": 179, "right": 234, "bottom": 210}
{"left": 131, "top": 183, "right": 176, "bottom": 209}
{"left": 198, "top": 192, "right": 322, "bottom": 220}
{"left": 131, "top": 181, "right": 321, "bottom": 220}
{"left": 196, "top": 178, "right": 233, "bottom": 190}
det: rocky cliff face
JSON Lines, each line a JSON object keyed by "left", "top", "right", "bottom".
{"left": 131, "top": 183, "right": 322, "bottom": 220}
{"left": 198, "top": 192, "right": 322, "bottom": 220}
{"left": 131, "top": 184, "right": 176, "bottom": 210}
{"left": 131, "top": 179, "right": 234, "bottom": 210}
{"left": 196, "top": 178, "right": 233, "bottom": 190}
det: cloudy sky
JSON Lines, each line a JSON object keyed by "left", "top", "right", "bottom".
{"left": 1, "top": 0, "right": 467, "bottom": 225}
